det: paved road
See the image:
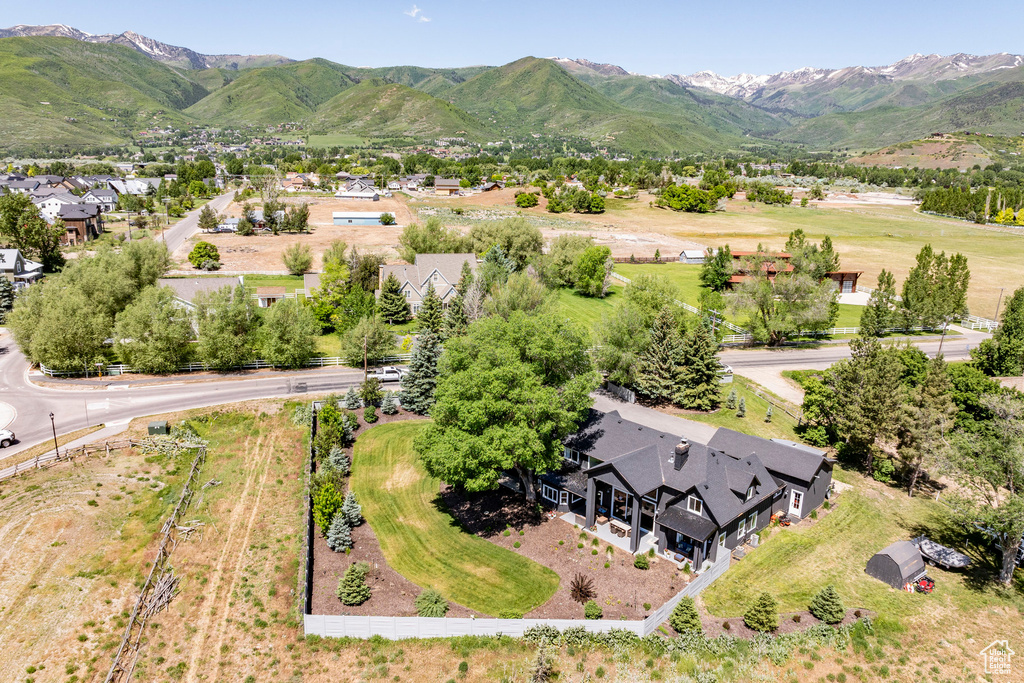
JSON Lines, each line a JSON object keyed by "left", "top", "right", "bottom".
{"left": 0, "top": 334, "right": 376, "bottom": 461}
{"left": 0, "top": 324, "right": 994, "bottom": 460}
{"left": 163, "top": 191, "right": 234, "bottom": 254}
{"left": 721, "top": 326, "right": 991, "bottom": 403}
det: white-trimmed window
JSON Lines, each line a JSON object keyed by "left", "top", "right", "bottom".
{"left": 745, "top": 485, "right": 755, "bottom": 501}
{"left": 542, "top": 484, "right": 559, "bottom": 502}
{"left": 737, "top": 517, "right": 746, "bottom": 537}
{"left": 564, "top": 447, "right": 584, "bottom": 466}
{"left": 747, "top": 510, "right": 757, "bottom": 532}
{"left": 687, "top": 495, "right": 703, "bottom": 516}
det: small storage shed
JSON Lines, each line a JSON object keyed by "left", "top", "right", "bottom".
{"left": 148, "top": 421, "right": 169, "bottom": 436}
{"left": 332, "top": 212, "right": 386, "bottom": 226}
{"left": 866, "top": 540, "right": 927, "bottom": 588}
{"left": 679, "top": 249, "right": 707, "bottom": 265}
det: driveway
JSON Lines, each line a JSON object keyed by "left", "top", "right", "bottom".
{"left": 592, "top": 393, "right": 718, "bottom": 444}
{"left": 163, "top": 191, "right": 235, "bottom": 254}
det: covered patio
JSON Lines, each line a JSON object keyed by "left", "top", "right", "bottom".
{"left": 559, "top": 512, "right": 657, "bottom": 555}
{"left": 657, "top": 506, "right": 718, "bottom": 571}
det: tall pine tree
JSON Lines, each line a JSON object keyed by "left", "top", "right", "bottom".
{"left": 678, "top": 319, "right": 722, "bottom": 411}
{"left": 399, "top": 328, "right": 443, "bottom": 414}
{"left": 859, "top": 269, "right": 897, "bottom": 337}
{"left": 442, "top": 293, "right": 469, "bottom": 339}
{"left": 377, "top": 272, "right": 410, "bottom": 325}
{"left": 417, "top": 281, "right": 444, "bottom": 334}
{"left": 633, "top": 306, "right": 686, "bottom": 404}
{"left": 898, "top": 355, "right": 956, "bottom": 496}
{"left": 973, "top": 286, "right": 1024, "bottom": 376}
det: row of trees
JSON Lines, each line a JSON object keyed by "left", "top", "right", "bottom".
{"left": 919, "top": 186, "right": 1024, "bottom": 222}
{"left": 798, "top": 333, "right": 1024, "bottom": 584}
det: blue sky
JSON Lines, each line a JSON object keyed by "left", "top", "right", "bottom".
{"left": 2, "top": 0, "right": 1022, "bottom": 75}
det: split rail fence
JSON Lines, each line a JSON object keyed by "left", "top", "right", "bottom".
{"left": 0, "top": 439, "right": 141, "bottom": 483}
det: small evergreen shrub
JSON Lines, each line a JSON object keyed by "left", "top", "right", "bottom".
{"left": 726, "top": 389, "right": 738, "bottom": 410}
{"left": 513, "top": 541, "right": 521, "bottom": 548}
{"left": 341, "top": 491, "right": 362, "bottom": 527}
{"left": 634, "top": 554, "right": 650, "bottom": 570}
{"left": 584, "top": 600, "right": 603, "bottom": 620}
{"left": 414, "top": 588, "right": 449, "bottom": 617}
{"left": 327, "top": 446, "right": 350, "bottom": 475}
{"left": 337, "top": 562, "right": 371, "bottom": 605}
{"left": 744, "top": 592, "right": 779, "bottom": 632}
{"left": 343, "top": 387, "right": 361, "bottom": 409}
{"left": 380, "top": 391, "right": 398, "bottom": 415}
{"left": 669, "top": 596, "right": 702, "bottom": 634}
{"left": 364, "top": 405, "right": 378, "bottom": 423}
{"left": 498, "top": 609, "right": 523, "bottom": 619}
{"left": 643, "top": 602, "right": 652, "bottom": 611}
{"left": 811, "top": 509, "right": 818, "bottom": 519}
{"left": 592, "top": 549, "right": 598, "bottom": 555}
{"left": 736, "top": 397, "right": 747, "bottom": 418}
{"left": 326, "top": 516, "right": 352, "bottom": 552}
{"left": 809, "top": 585, "right": 846, "bottom": 624}
{"left": 503, "top": 529, "right": 511, "bottom": 537}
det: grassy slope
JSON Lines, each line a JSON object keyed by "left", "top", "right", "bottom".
{"left": 673, "top": 376, "right": 802, "bottom": 440}
{"left": 702, "top": 473, "right": 1024, "bottom": 628}
{"left": 0, "top": 36, "right": 206, "bottom": 148}
{"left": 551, "top": 284, "right": 623, "bottom": 332}
{"left": 184, "top": 58, "right": 358, "bottom": 124}
{"left": 309, "top": 80, "right": 494, "bottom": 139}
{"left": 350, "top": 421, "right": 560, "bottom": 615}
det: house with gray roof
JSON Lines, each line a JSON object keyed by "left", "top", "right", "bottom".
{"left": 158, "top": 276, "right": 245, "bottom": 310}
{"left": 542, "top": 410, "right": 833, "bottom": 567}
{"left": 0, "top": 249, "right": 44, "bottom": 286}
{"left": 377, "top": 253, "right": 476, "bottom": 315}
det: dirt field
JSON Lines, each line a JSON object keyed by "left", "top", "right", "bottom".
{"left": 849, "top": 137, "right": 993, "bottom": 170}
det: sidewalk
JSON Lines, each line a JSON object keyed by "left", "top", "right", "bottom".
{"left": 591, "top": 392, "right": 719, "bottom": 444}
{"left": 31, "top": 364, "right": 364, "bottom": 389}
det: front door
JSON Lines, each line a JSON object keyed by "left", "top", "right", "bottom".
{"left": 789, "top": 490, "right": 803, "bottom": 517}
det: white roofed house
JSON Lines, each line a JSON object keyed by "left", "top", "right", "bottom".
{"left": 0, "top": 248, "right": 45, "bottom": 287}
{"left": 334, "top": 179, "right": 380, "bottom": 201}
{"left": 376, "top": 253, "right": 477, "bottom": 315}
{"left": 679, "top": 249, "right": 708, "bottom": 264}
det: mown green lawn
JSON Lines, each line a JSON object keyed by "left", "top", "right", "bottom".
{"left": 672, "top": 376, "right": 802, "bottom": 441}
{"left": 350, "top": 421, "right": 560, "bottom": 615}
{"left": 244, "top": 274, "right": 306, "bottom": 293}
{"left": 551, "top": 283, "right": 623, "bottom": 332}
{"left": 702, "top": 472, "right": 1024, "bottom": 625}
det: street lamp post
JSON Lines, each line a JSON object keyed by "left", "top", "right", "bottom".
{"left": 49, "top": 412, "right": 59, "bottom": 458}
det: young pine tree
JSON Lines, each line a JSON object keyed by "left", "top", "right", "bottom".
{"left": 736, "top": 397, "right": 747, "bottom": 418}
{"left": 765, "top": 405, "right": 773, "bottom": 423}
{"left": 337, "top": 562, "right": 371, "bottom": 605}
{"left": 380, "top": 391, "right": 398, "bottom": 415}
{"left": 726, "top": 388, "right": 738, "bottom": 410}
{"left": 743, "top": 592, "right": 779, "bottom": 632}
{"left": 344, "top": 387, "right": 362, "bottom": 410}
{"left": 326, "top": 515, "right": 353, "bottom": 552}
{"left": 417, "top": 281, "right": 444, "bottom": 335}
{"left": 669, "top": 596, "right": 702, "bottom": 634}
{"left": 808, "top": 585, "right": 846, "bottom": 625}
{"left": 399, "top": 328, "right": 443, "bottom": 414}
{"left": 678, "top": 320, "right": 722, "bottom": 411}
{"left": 327, "top": 445, "right": 350, "bottom": 475}
{"left": 633, "top": 306, "right": 686, "bottom": 404}
{"left": 377, "top": 272, "right": 410, "bottom": 325}
{"left": 342, "top": 490, "right": 362, "bottom": 527}
{"left": 442, "top": 293, "right": 469, "bottom": 339}
{"left": 860, "top": 269, "right": 898, "bottom": 337}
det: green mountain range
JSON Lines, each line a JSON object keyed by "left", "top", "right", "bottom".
{"left": 2, "top": 33, "right": 1023, "bottom": 155}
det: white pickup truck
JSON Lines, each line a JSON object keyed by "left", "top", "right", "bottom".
{"left": 368, "top": 366, "right": 407, "bottom": 382}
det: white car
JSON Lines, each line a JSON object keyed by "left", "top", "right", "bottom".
{"left": 368, "top": 366, "right": 407, "bottom": 382}
{"left": 0, "top": 429, "right": 14, "bottom": 448}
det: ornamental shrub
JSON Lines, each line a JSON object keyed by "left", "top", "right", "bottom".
{"left": 669, "top": 596, "right": 702, "bottom": 634}
{"left": 380, "top": 391, "right": 398, "bottom": 415}
{"left": 327, "top": 446, "right": 350, "bottom": 475}
{"left": 341, "top": 490, "right": 362, "bottom": 527}
{"left": 344, "top": 387, "right": 361, "bottom": 409}
{"left": 744, "top": 592, "right": 779, "bottom": 632}
{"left": 633, "top": 554, "right": 650, "bottom": 570}
{"left": 312, "top": 479, "right": 343, "bottom": 534}
{"left": 584, "top": 600, "right": 603, "bottom": 620}
{"left": 808, "top": 585, "right": 846, "bottom": 624}
{"left": 364, "top": 405, "right": 378, "bottom": 423}
{"left": 379, "top": 212, "right": 396, "bottom": 226}
{"left": 498, "top": 609, "right": 523, "bottom": 619}
{"left": 414, "top": 588, "right": 449, "bottom": 617}
{"left": 326, "top": 516, "right": 352, "bottom": 552}
{"left": 188, "top": 241, "right": 219, "bottom": 269}
{"left": 337, "top": 562, "right": 371, "bottom": 605}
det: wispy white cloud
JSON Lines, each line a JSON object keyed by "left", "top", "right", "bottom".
{"left": 404, "top": 4, "right": 431, "bottom": 22}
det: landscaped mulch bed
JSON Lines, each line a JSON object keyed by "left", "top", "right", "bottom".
{"left": 698, "top": 607, "right": 876, "bottom": 639}
{"left": 443, "top": 485, "right": 690, "bottom": 621}
{"left": 310, "top": 408, "right": 483, "bottom": 617}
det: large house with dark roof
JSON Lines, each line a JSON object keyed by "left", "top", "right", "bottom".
{"left": 542, "top": 410, "right": 833, "bottom": 568}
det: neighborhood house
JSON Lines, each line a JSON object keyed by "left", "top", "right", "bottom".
{"left": 539, "top": 410, "right": 834, "bottom": 569}
{"left": 377, "top": 253, "right": 477, "bottom": 315}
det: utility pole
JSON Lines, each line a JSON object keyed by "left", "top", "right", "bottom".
{"left": 49, "top": 412, "right": 59, "bottom": 459}
{"left": 363, "top": 332, "right": 368, "bottom": 383}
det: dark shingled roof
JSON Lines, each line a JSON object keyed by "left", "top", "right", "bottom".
{"left": 658, "top": 506, "right": 718, "bottom": 541}
{"left": 569, "top": 410, "right": 782, "bottom": 526}
{"left": 707, "top": 428, "right": 827, "bottom": 483}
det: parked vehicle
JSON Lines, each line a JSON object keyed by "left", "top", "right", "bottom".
{"left": 0, "top": 429, "right": 15, "bottom": 448}
{"left": 368, "top": 366, "right": 407, "bottom": 382}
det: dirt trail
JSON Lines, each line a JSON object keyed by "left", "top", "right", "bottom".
{"left": 183, "top": 430, "right": 264, "bottom": 682}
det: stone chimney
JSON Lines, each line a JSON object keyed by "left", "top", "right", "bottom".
{"left": 674, "top": 439, "right": 690, "bottom": 471}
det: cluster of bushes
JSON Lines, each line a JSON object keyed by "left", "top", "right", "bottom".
{"left": 655, "top": 183, "right": 730, "bottom": 213}
{"left": 544, "top": 186, "right": 605, "bottom": 214}
{"left": 744, "top": 181, "right": 794, "bottom": 205}
{"left": 535, "top": 234, "right": 613, "bottom": 298}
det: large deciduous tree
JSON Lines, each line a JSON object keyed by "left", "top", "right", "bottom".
{"left": 258, "top": 298, "right": 318, "bottom": 368}
{"left": 947, "top": 393, "right": 1024, "bottom": 585}
{"left": 194, "top": 284, "right": 261, "bottom": 368}
{"left": 339, "top": 315, "right": 398, "bottom": 368}
{"left": 898, "top": 355, "right": 956, "bottom": 496}
{"left": 415, "top": 311, "right": 598, "bottom": 501}
{"left": 113, "top": 286, "right": 195, "bottom": 374}
{"left": 699, "top": 245, "right": 732, "bottom": 291}
{"left": 973, "top": 286, "right": 1024, "bottom": 376}
{"left": 900, "top": 245, "right": 970, "bottom": 330}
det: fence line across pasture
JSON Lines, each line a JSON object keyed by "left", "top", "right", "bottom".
{"left": 0, "top": 439, "right": 143, "bottom": 483}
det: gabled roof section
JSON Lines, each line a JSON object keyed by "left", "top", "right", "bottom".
{"left": 379, "top": 253, "right": 477, "bottom": 302}
{"left": 707, "top": 428, "right": 828, "bottom": 483}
